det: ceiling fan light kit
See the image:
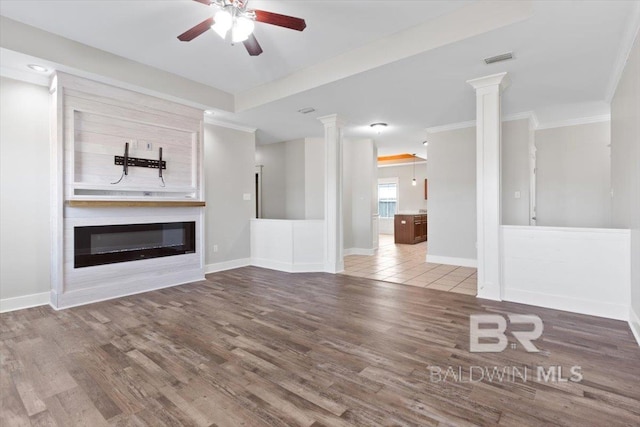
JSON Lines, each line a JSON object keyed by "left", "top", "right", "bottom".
{"left": 178, "top": 0, "right": 306, "bottom": 56}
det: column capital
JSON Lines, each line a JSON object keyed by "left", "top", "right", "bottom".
{"left": 317, "top": 114, "right": 345, "bottom": 128}
{"left": 467, "top": 72, "right": 510, "bottom": 91}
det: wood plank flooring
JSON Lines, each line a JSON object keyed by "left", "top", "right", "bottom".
{"left": 1, "top": 266, "right": 639, "bottom": 426}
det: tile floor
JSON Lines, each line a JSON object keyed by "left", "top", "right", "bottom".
{"left": 342, "top": 234, "right": 477, "bottom": 295}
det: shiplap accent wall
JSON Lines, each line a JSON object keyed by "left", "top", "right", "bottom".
{"left": 50, "top": 72, "right": 205, "bottom": 309}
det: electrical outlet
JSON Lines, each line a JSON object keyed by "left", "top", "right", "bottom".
{"left": 213, "top": 244, "right": 218, "bottom": 253}
{"left": 131, "top": 139, "right": 138, "bottom": 150}
{"left": 243, "top": 193, "right": 251, "bottom": 201}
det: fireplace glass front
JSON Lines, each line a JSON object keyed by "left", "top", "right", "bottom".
{"left": 74, "top": 222, "right": 195, "bottom": 268}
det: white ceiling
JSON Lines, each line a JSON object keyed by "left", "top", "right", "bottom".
{"left": 1, "top": 0, "right": 638, "bottom": 155}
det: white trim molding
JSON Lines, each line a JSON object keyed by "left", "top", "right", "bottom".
{"left": 251, "top": 258, "right": 325, "bottom": 273}
{"left": 425, "top": 111, "right": 613, "bottom": 135}
{"left": 426, "top": 119, "right": 477, "bottom": 134}
{"left": 204, "top": 117, "right": 257, "bottom": 133}
{"left": 630, "top": 307, "right": 640, "bottom": 346}
{"left": 0, "top": 292, "right": 50, "bottom": 313}
{"left": 426, "top": 111, "right": 535, "bottom": 134}
{"left": 426, "top": 255, "right": 477, "bottom": 268}
{"left": 344, "top": 248, "right": 376, "bottom": 256}
{"left": 0, "top": 64, "right": 50, "bottom": 86}
{"left": 205, "top": 258, "right": 251, "bottom": 274}
{"left": 535, "top": 114, "right": 611, "bottom": 131}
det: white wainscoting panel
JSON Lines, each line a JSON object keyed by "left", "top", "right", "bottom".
{"left": 251, "top": 219, "right": 324, "bottom": 273}
{"left": 502, "top": 226, "right": 631, "bottom": 320}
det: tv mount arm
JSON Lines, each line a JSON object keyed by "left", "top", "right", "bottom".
{"left": 110, "top": 142, "right": 129, "bottom": 184}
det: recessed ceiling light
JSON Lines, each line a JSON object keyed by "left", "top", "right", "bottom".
{"left": 370, "top": 123, "right": 388, "bottom": 133}
{"left": 27, "top": 64, "right": 49, "bottom": 73}
{"left": 298, "top": 107, "right": 316, "bottom": 114}
{"left": 422, "top": 141, "right": 429, "bottom": 146}
{"left": 204, "top": 110, "right": 215, "bottom": 115}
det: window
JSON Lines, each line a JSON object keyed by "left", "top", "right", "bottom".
{"left": 378, "top": 181, "right": 398, "bottom": 218}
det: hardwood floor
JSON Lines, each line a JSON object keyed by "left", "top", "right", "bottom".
{"left": 1, "top": 267, "right": 639, "bottom": 426}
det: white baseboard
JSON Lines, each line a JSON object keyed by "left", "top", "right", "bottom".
{"left": 0, "top": 292, "right": 50, "bottom": 313}
{"left": 250, "top": 258, "right": 324, "bottom": 273}
{"left": 503, "top": 288, "right": 629, "bottom": 321}
{"left": 630, "top": 306, "right": 640, "bottom": 346}
{"left": 205, "top": 258, "right": 251, "bottom": 274}
{"left": 426, "top": 255, "right": 477, "bottom": 268}
{"left": 52, "top": 269, "right": 204, "bottom": 310}
{"left": 344, "top": 248, "right": 376, "bottom": 256}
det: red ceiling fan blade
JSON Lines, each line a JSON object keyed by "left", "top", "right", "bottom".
{"left": 177, "top": 17, "right": 214, "bottom": 41}
{"left": 253, "top": 10, "right": 306, "bottom": 31}
{"left": 243, "top": 33, "right": 263, "bottom": 56}
{"left": 193, "top": 0, "right": 212, "bottom": 5}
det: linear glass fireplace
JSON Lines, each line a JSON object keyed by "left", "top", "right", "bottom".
{"left": 74, "top": 222, "right": 195, "bottom": 268}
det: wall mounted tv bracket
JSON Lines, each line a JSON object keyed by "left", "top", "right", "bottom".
{"left": 111, "top": 142, "right": 166, "bottom": 186}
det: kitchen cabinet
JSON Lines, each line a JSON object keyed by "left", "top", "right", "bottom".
{"left": 394, "top": 214, "right": 427, "bottom": 244}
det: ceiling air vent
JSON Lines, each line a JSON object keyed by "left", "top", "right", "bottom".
{"left": 484, "top": 52, "right": 513, "bottom": 65}
{"left": 298, "top": 107, "right": 316, "bottom": 114}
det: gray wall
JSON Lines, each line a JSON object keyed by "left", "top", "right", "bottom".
{"left": 255, "top": 142, "right": 287, "bottom": 219}
{"left": 535, "top": 121, "right": 611, "bottom": 228}
{"left": 344, "top": 139, "right": 377, "bottom": 250}
{"left": 611, "top": 29, "right": 640, "bottom": 328}
{"left": 204, "top": 124, "right": 256, "bottom": 265}
{"left": 502, "top": 119, "right": 531, "bottom": 226}
{"left": 0, "top": 77, "right": 51, "bottom": 300}
{"left": 426, "top": 127, "right": 477, "bottom": 260}
{"left": 304, "top": 138, "right": 324, "bottom": 219}
{"left": 285, "top": 140, "right": 306, "bottom": 219}
{"left": 255, "top": 139, "right": 308, "bottom": 220}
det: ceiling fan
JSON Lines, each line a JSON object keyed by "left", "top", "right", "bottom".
{"left": 178, "top": 0, "right": 307, "bottom": 56}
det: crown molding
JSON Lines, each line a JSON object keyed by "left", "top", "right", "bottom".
{"left": 605, "top": 3, "right": 640, "bottom": 102}
{"left": 425, "top": 120, "right": 476, "bottom": 134}
{"left": 535, "top": 114, "right": 611, "bottom": 131}
{"left": 0, "top": 66, "right": 50, "bottom": 87}
{"left": 425, "top": 111, "right": 535, "bottom": 134}
{"left": 204, "top": 117, "right": 256, "bottom": 133}
{"left": 424, "top": 111, "right": 611, "bottom": 134}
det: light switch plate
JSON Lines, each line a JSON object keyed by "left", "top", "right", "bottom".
{"left": 515, "top": 191, "right": 521, "bottom": 199}
{"left": 243, "top": 193, "right": 251, "bottom": 201}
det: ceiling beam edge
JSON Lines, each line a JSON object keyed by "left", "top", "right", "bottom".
{"left": 235, "top": 0, "right": 534, "bottom": 112}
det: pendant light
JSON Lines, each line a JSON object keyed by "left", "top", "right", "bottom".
{"left": 412, "top": 154, "right": 417, "bottom": 186}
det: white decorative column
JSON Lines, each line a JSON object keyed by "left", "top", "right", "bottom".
{"left": 318, "top": 114, "right": 344, "bottom": 273}
{"left": 467, "top": 72, "right": 510, "bottom": 300}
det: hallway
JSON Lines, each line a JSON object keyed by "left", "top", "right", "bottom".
{"left": 341, "top": 235, "right": 477, "bottom": 295}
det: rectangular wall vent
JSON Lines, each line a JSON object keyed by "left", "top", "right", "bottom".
{"left": 484, "top": 52, "right": 513, "bottom": 65}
